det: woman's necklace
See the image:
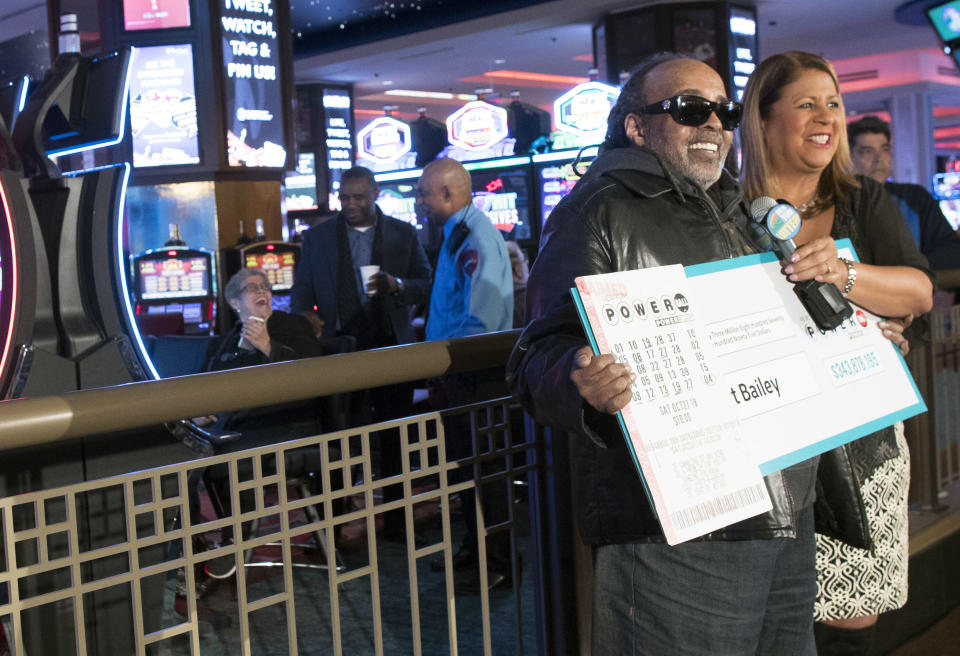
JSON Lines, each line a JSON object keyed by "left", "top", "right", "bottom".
{"left": 796, "top": 193, "right": 820, "bottom": 218}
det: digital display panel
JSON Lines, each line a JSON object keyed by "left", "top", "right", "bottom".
{"left": 137, "top": 254, "right": 211, "bottom": 300}
{"left": 272, "top": 294, "right": 292, "bottom": 313}
{"left": 932, "top": 171, "right": 960, "bottom": 200}
{"left": 377, "top": 181, "right": 420, "bottom": 228}
{"left": 220, "top": 0, "right": 287, "bottom": 167}
{"left": 244, "top": 249, "right": 297, "bottom": 290}
{"left": 129, "top": 44, "right": 200, "bottom": 168}
{"left": 469, "top": 167, "right": 532, "bottom": 241}
{"left": 928, "top": 1, "right": 960, "bottom": 43}
{"left": 285, "top": 152, "right": 318, "bottom": 210}
{"left": 124, "top": 0, "right": 191, "bottom": 31}
{"left": 324, "top": 89, "right": 353, "bottom": 211}
{"left": 537, "top": 158, "right": 593, "bottom": 227}
{"left": 727, "top": 6, "right": 758, "bottom": 102}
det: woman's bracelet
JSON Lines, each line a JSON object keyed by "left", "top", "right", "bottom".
{"left": 838, "top": 258, "right": 857, "bottom": 296}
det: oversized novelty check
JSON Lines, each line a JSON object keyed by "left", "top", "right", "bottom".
{"left": 572, "top": 239, "right": 925, "bottom": 545}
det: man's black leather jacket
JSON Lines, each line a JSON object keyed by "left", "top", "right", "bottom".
{"left": 507, "top": 146, "right": 867, "bottom": 546}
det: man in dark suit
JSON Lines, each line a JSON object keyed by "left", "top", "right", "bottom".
{"left": 291, "top": 166, "right": 432, "bottom": 346}
{"left": 291, "top": 165, "right": 432, "bottom": 540}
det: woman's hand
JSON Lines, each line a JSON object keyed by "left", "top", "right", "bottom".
{"left": 241, "top": 316, "right": 271, "bottom": 356}
{"left": 782, "top": 236, "right": 844, "bottom": 287}
{"left": 879, "top": 314, "right": 913, "bottom": 356}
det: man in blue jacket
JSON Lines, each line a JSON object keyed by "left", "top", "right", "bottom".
{"left": 418, "top": 157, "right": 514, "bottom": 587}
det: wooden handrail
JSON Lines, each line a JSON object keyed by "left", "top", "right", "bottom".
{"left": 0, "top": 330, "right": 520, "bottom": 450}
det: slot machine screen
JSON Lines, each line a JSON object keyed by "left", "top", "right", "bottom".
{"left": 468, "top": 167, "right": 532, "bottom": 241}
{"left": 271, "top": 294, "right": 292, "bottom": 313}
{"left": 376, "top": 180, "right": 421, "bottom": 232}
{"left": 244, "top": 250, "right": 297, "bottom": 291}
{"left": 537, "top": 157, "right": 594, "bottom": 228}
{"left": 285, "top": 152, "right": 318, "bottom": 211}
{"left": 928, "top": 1, "right": 960, "bottom": 43}
{"left": 44, "top": 50, "right": 132, "bottom": 158}
{"left": 136, "top": 254, "right": 211, "bottom": 300}
{"left": 939, "top": 200, "right": 960, "bottom": 230}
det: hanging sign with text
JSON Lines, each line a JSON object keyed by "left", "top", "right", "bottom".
{"left": 219, "top": 0, "right": 287, "bottom": 167}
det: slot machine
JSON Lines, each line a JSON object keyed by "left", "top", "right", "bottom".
{"left": 0, "top": 105, "right": 48, "bottom": 399}
{"left": 226, "top": 241, "right": 301, "bottom": 314}
{"left": 374, "top": 171, "right": 426, "bottom": 245}
{"left": 7, "top": 45, "right": 139, "bottom": 393}
{"left": 132, "top": 247, "right": 216, "bottom": 336}
{"left": 466, "top": 157, "right": 536, "bottom": 246}
{"left": 532, "top": 147, "right": 598, "bottom": 231}
{"left": 931, "top": 171, "right": 960, "bottom": 231}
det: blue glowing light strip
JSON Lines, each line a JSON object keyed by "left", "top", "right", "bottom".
{"left": 47, "top": 48, "right": 136, "bottom": 158}
{"left": 114, "top": 162, "right": 160, "bottom": 379}
{"left": 17, "top": 76, "right": 29, "bottom": 113}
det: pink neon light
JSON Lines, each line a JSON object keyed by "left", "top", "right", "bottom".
{"left": 0, "top": 178, "right": 19, "bottom": 387}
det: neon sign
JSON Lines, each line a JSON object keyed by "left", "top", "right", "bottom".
{"left": 553, "top": 81, "right": 620, "bottom": 138}
{"left": 446, "top": 101, "right": 509, "bottom": 152}
{"left": 357, "top": 116, "right": 412, "bottom": 163}
{"left": 485, "top": 178, "right": 503, "bottom": 192}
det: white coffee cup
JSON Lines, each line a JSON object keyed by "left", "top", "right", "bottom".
{"left": 359, "top": 265, "right": 381, "bottom": 295}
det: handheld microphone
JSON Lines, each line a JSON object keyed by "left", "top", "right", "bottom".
{"left": 749, "top": 197, "right": 853, "bottom": 331}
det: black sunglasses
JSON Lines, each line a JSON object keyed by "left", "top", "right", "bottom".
{"left": 638, "top": 95, "right": 743, "bottom": 131}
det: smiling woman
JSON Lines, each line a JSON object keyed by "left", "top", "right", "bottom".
{"left": 214, "top": 266, "right": 321, "bottom": 365}
{"left": 740, "top": 50, "right": 934, "bottom": 656}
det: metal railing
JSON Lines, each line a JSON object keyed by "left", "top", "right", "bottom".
{"left": 1, "top": 399, "right": 538, "bottom": 656}
{"left": 904, "top": 288, "right": 960, "bottom": 509}
{"left": 3, "top": 287, "right": 960, "bottom": 654}
{"left": 0, "top": 331, "right": 520, "bottom": 449}
{"left": 0, "top": 330, "right": 557, "bottom": 656}
{"left": 931, "top": 303, "right": 960, "bottom": 490}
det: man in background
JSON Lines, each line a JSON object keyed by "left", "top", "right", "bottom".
{"left": 291, "top": 165, "right": 432, "bottom": 346}
{"left": 291, "top": 165, "right": 432, "bottom": 540}
{"left": 848, "top": 116, "right": 960, "bottom": 270}
{"left": 417, "top": 158, "right": 514, "bottom": 587}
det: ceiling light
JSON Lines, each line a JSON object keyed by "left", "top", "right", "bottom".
{"left": 482, "top": 70, "right": 588, "bottom": 85}
{"left": 384, "top": 89, "right": 454, "bottom": 99}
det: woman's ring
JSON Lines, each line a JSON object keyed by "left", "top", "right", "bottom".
{"left": 826, "top": 262, "right": 832, "bottom": 274}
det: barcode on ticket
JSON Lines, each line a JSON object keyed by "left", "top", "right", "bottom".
{"left": 669, "top": 483, "right": 768, "bottom": 531}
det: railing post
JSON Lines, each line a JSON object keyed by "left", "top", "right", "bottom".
{"left": 905, "top": 339, "right": 946, "bottom": 511}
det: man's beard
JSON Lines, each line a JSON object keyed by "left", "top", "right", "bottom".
{"left": 645, "top": 128, "right": 730, "bottom": 189}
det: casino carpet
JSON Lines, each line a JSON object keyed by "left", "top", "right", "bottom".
{"left": 159, "top": 492, "right": 537, "bottom": 655}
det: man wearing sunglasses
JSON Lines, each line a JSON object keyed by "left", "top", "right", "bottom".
{"left": 508, "top": 53, "right": 821, "bottom": 655}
